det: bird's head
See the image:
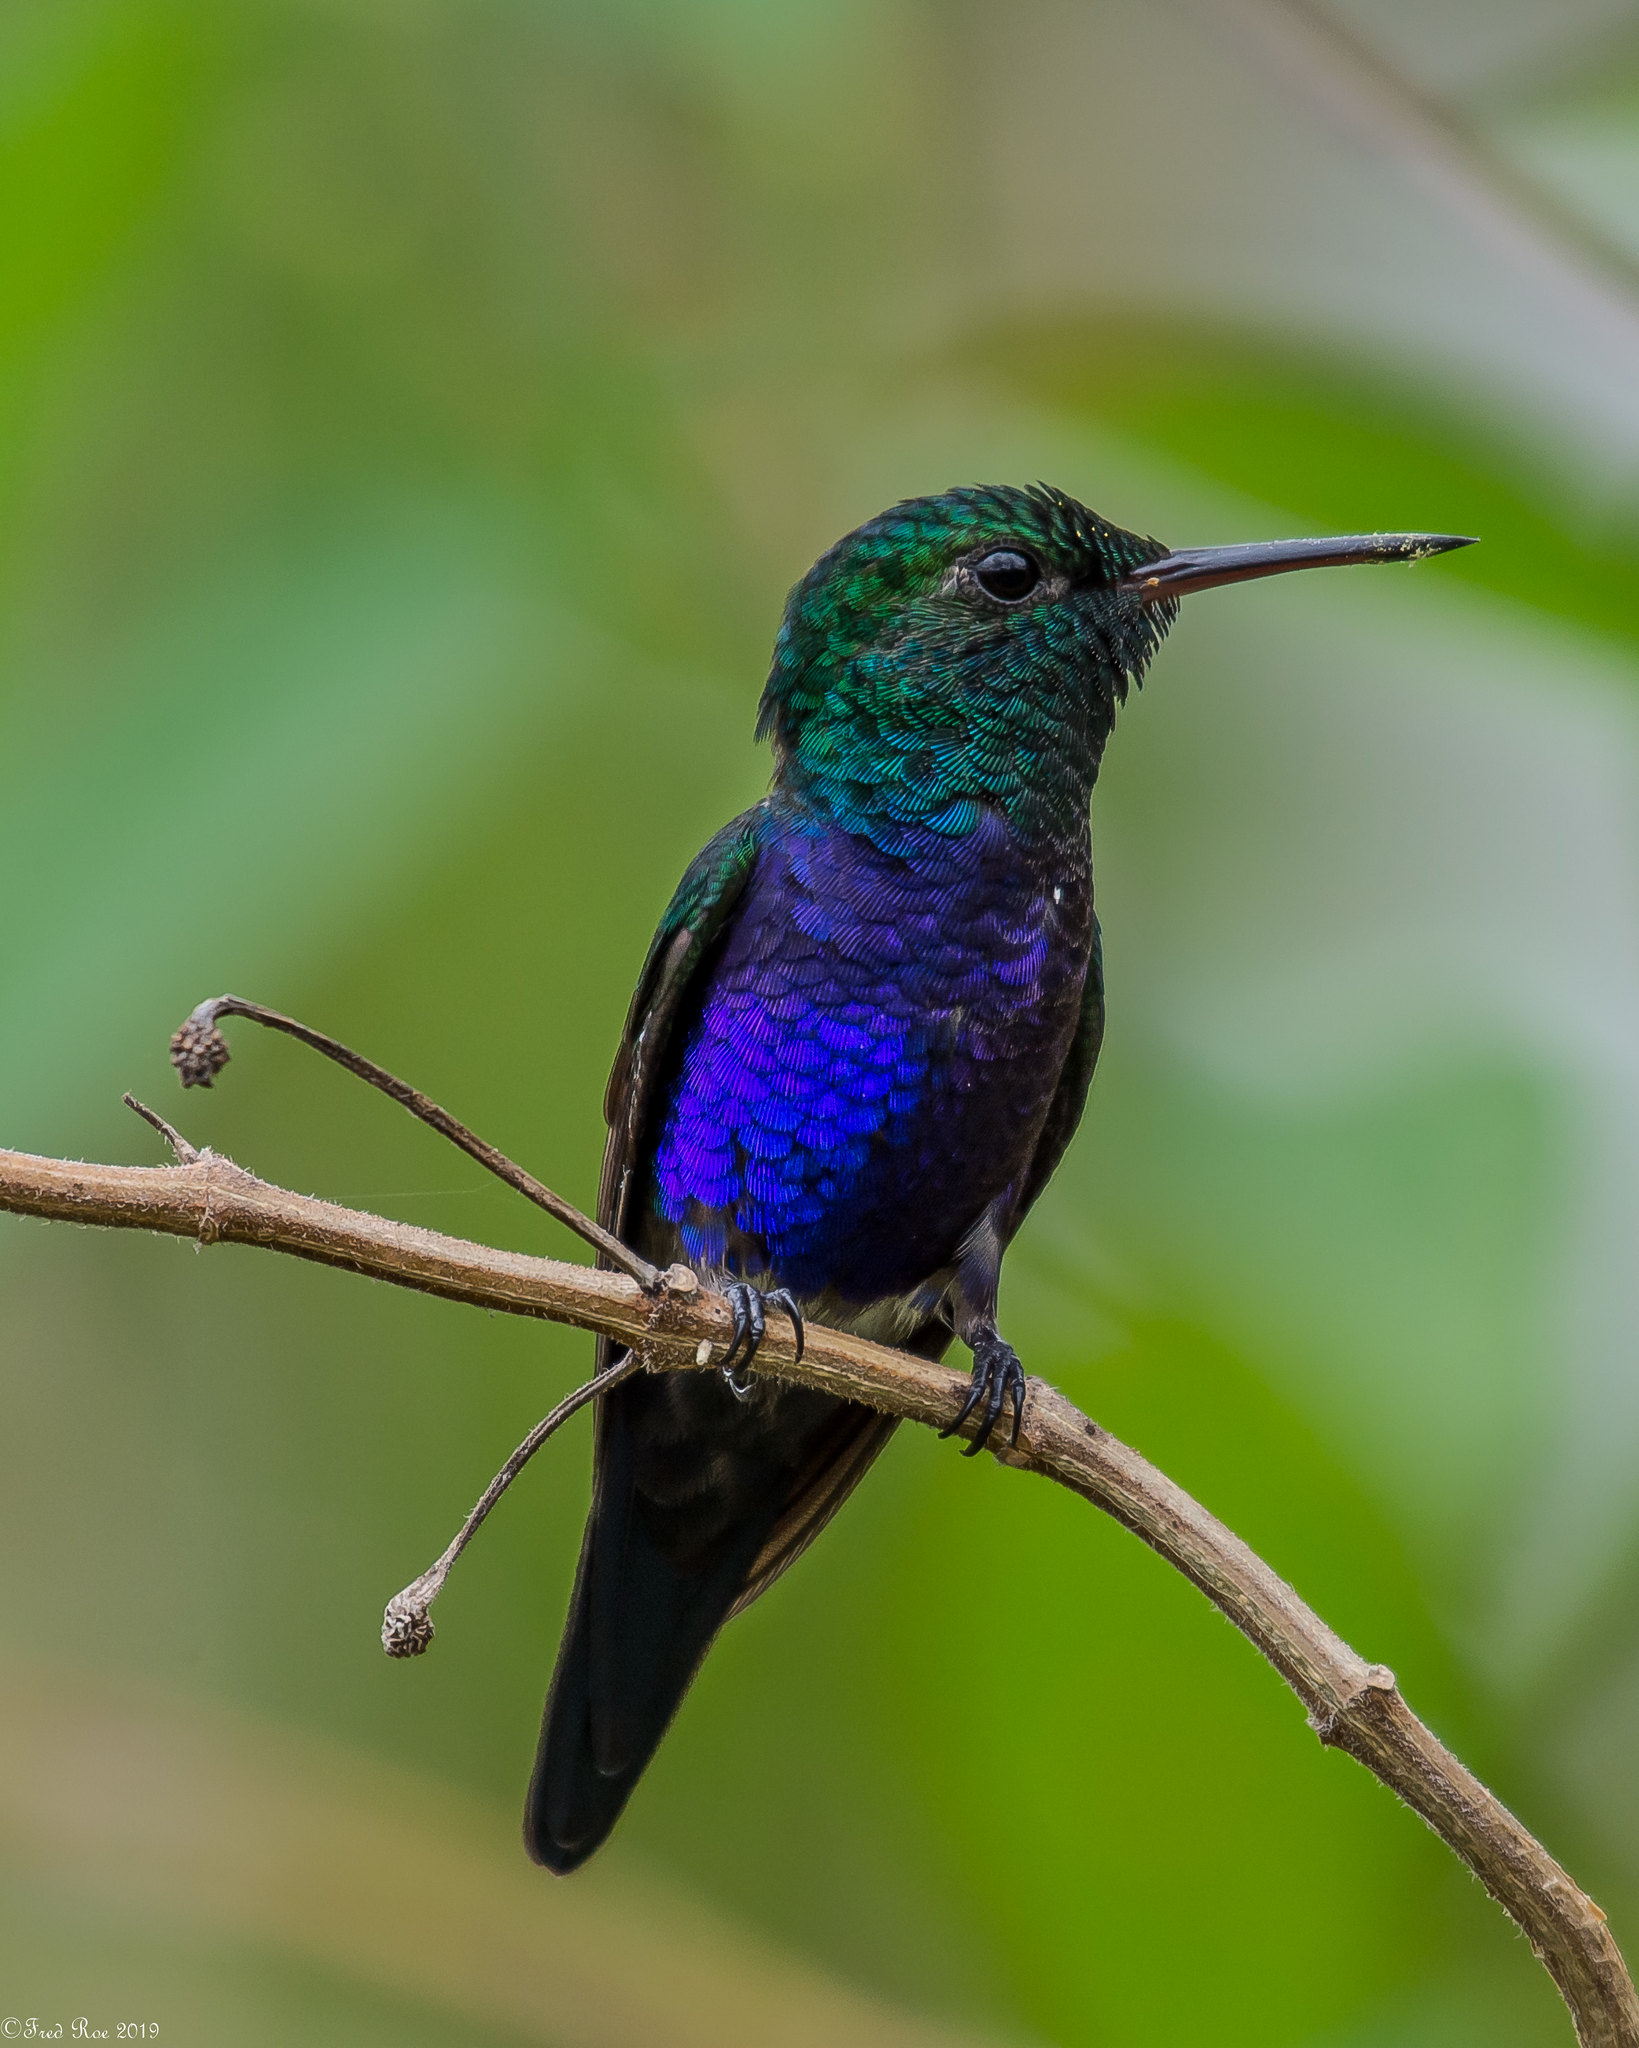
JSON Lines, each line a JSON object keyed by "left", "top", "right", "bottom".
{"left": 757, "top": 483, "right": 1471, "bottom": 846}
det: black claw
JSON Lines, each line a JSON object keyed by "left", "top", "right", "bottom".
{"left": 938, "top": 1375, "right": 984, "bottom": 1442}
{"left": 720, "top": 1283, "right": 767, "bottom": 1398}
{"left": 764, "top": 1288, "right": 805, "bottom": 1362}
{"left": 942, "top": 1338, "right": 1027, "bottom": 1457}
{"left": 965, "top": 1370, "right": 1003, "bottom": 1456}
{"left": 718, "top": 1283, "right": 804, "bottom": 1398}
{"left": 718, "top": 1290, "right": 749, "bottom": 1384}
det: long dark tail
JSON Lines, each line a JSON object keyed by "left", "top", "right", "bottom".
{"left": 524, "top": 1366, "right": 894, "bottom": 1873}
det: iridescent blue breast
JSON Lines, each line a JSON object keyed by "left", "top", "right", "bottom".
{"left": 646, "top": 803, "right": 1091, "bottom": 1306}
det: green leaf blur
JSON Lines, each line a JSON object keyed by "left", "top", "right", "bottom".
{"left": 3, "top": 4, "right": 1638, "bottom": 2044}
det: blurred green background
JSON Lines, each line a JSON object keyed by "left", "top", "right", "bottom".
{"left": 6, "top": 1, "right": 1639, "bottom": 2042}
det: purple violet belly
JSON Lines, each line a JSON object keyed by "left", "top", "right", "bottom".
{"left": 649, "top": 807, "right": 1090, "bottom": 1303}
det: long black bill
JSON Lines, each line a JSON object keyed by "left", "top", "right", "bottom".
{"left": 1119, "top": 531, "right": 1476, "bottom": 602}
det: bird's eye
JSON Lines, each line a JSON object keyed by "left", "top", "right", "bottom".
{"left": 973, "top": 549, "right": 1040, "bottom": 602}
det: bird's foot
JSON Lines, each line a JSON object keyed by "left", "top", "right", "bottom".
{"left": 719, "top": 1283, "right": 805, "bottom": 1398}
{"left": 939, "top": 1332, "right": 1027, "bottom": 1456}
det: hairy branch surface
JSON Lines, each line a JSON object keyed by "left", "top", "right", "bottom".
{"left": 1, "top": 1139, "right": 1633, "bottom": 2046}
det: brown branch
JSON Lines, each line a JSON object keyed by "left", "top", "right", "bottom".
{"left": 1, "top": 1138, "right": 1633, "bottom": 2045}
{"left": 169, "top": 995, "right": 658, "bottom": 1288}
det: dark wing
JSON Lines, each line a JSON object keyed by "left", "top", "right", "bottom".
{"left": 1013, "top": 912, "right": 1106, "bottom": 1230}
{"left": 527, "top": 802, "right": 896, "bottom": 1872}
{"left": 592, "top": 804, "right": 766, "bottom": 1363}
{"left": 595, "top": 798, "right": 898, "bottom": 1596}
{"left": 724, "top": 1338, "right": 921, "bottom": 1621}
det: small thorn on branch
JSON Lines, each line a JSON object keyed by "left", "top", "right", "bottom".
{"left": 122, "top": 1093, "right": 201, "bottom": 1165}
{"left": 381, "top": 1349, "right": 645, "bottom": 1659}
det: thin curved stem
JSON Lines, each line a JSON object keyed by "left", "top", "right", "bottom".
{"left": 382, "top": 1349, "right": 646, "bottom": 1656}
{"left": 169, "top": 995, "right": 658, "bottom": 1288}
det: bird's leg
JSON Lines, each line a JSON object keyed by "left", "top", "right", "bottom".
{"left": 939, "top": 1209, "right": 1028, "bottom": 1455}
{"left": 717, "top": 1282, "right": 805, "bottom": 1397}
{"left": 939, "top": 1322, "right": 1028, "bottom": 1455}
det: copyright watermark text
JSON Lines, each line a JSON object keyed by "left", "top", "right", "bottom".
{"left": 3, "top": 2025, "right": 159, "bottom": 2040}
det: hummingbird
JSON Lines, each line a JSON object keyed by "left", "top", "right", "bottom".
{"left": 525, "top": 485, "right": 1472, "bottom": 1872}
